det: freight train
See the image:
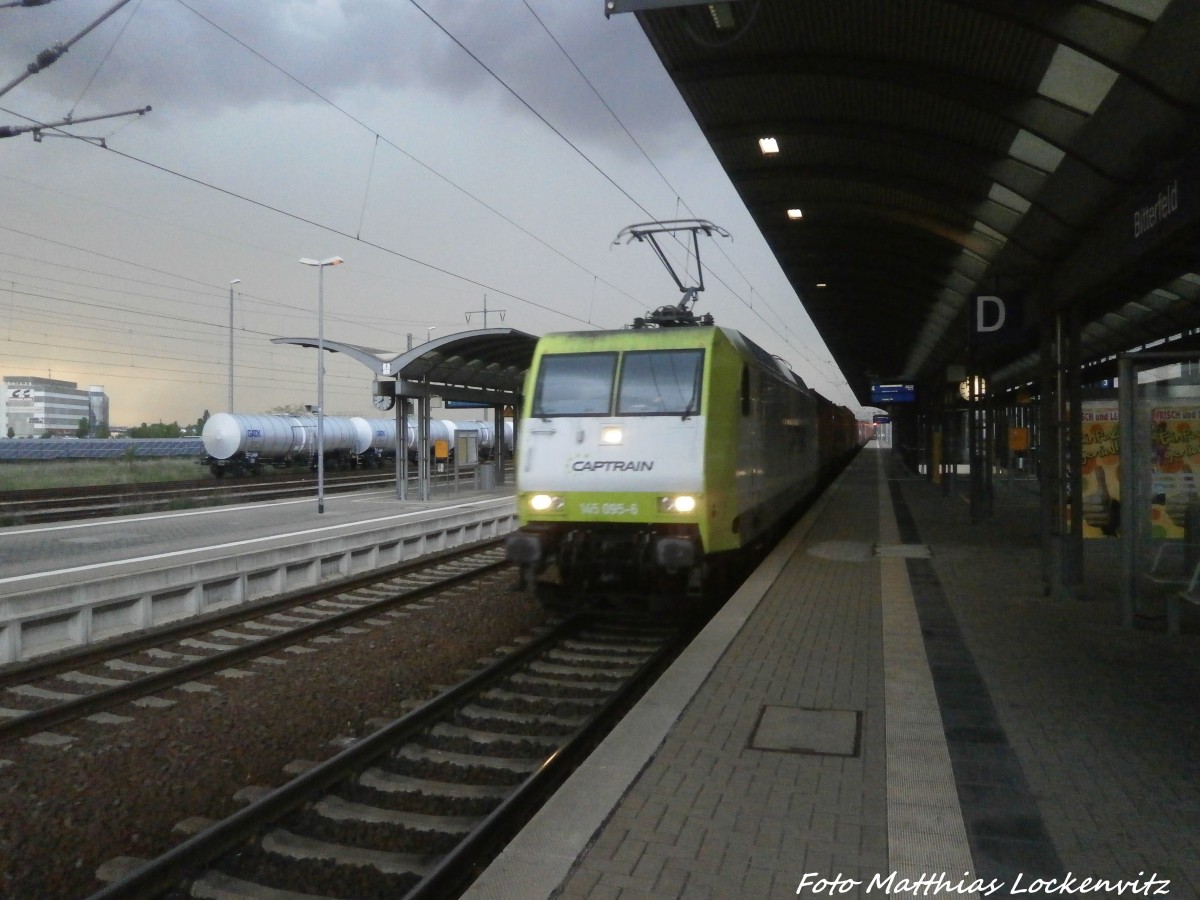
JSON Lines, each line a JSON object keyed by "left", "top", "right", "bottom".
{"left": 200, "top": 413, "right": 511, "bottom": 477}
{"left": 505, "top": 219, "right": 866, "bottom": 608}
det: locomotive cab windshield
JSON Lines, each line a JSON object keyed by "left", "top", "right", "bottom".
{"left": 532, "top": 349, "right": 704, "bottom": 419}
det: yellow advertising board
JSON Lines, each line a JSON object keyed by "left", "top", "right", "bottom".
{"left": 1150, "top": 406, "right": 1200, "bottom": 539}
{"left": 1081, "top": 402, "right": 1120, "bottom": 537}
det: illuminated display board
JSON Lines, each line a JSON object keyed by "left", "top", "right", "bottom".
{"left": 870, "top": 382, "right": 915, "bottom": 404}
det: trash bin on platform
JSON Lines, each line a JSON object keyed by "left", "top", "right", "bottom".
{"left": 478, "top": 463, "right": 496, "bottom": 490}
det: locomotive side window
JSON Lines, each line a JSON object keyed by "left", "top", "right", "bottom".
{"left": 532, "top": 352, "right": 617, "bottom": 416}
{"left": 617, "top": 349, "right": 704, "bottom": 416}
{"left": 741, "top": 365, "right": 750, "bottom": 416}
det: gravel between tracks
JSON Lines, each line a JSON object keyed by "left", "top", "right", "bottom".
{"left": 0, "top": 577, "right": 546, "bottom": 899}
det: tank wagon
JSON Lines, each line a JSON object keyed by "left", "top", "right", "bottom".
{"left": 505, "top": 219, "right": 864, "bottom": 608}
{"left": 201, "top": 413, "right": 511, "bottom": 477}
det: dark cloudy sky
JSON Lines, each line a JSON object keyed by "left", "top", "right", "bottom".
{"left": 1, "top": 0, "right": 853, "bottom": 425}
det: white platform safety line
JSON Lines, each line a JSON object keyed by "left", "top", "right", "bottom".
{"left": 876, "top": 451, "right": 979, "bottom": 897}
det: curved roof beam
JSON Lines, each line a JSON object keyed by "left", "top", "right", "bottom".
{"left": 673, "top": 55, "right": 1133, "bottom": 180}
{"left": 767, "top": 220, "right": 1001, "bottom": 292}
{"left": 785, "top": 255, "right": 970, "bottom": 292}
{"left": 951, "top": 0, "right": 1196, "bottom": 111}
{"left": 771, "top": 219, "right": 987, "bottom": 267}
{"left": 714, "top": 119, "right": 1074, "bottom": 225}
{"left": 736, "top": 164, "right": 1048, "bottom": 250}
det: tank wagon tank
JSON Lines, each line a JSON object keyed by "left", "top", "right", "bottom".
{"left": 201, "top": 413, "right": 512, "bottom": 476}
{"left": 504, "top": 219, "right": 864, "bottom": 609}
{"left": 353, "top": 417, "right": 396, "bottom": 468}
{"left": 399, "top": 419, "right": 513, "bottom": 464}
{"left": 203, "top": 413, "right": 359, "bottom": 476}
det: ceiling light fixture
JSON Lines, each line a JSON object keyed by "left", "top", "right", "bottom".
{"left": 708, "top": 2, "right": 735, "bottom": 30}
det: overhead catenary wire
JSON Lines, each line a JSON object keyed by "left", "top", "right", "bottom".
{"left": 518, "top": 0, "right": 830, "bottom": 383}
{"left": 66, "top": 0, "right": 142, "bottom": 118}
{"left": 0, "top": 0, "right": 138, "bottom": 100}
{"left": 3, "top": 4, "right": 851, "bottom": 412}
{"left": 170, "top": 0, "right": 648, "bottom": 318}
{"left": 11, "top": 1, "right": 803, "bottom": 348}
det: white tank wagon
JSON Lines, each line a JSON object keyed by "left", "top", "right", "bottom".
{"left": 354, "top": 417, "right": 398, "bottom": 468}
{"left": 390, "top": 418, "right": 513, "bottom": 464}
{"left": 448, "top": 420, "right": 514, "bottom": 461}
{"left": 201, "top": 413, "right": 512, "bottom": 476}
{"left": 202, "top": 413, "right": 359, "bottom": 477}
{"left": 348, "top": 417, "right": 445, "bottom": 466}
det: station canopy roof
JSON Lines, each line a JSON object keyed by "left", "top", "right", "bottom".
{"left": 272, "top": 328, "right": 538, "bottom": 405}
{"left": 615, "top": 0, "right": 1200, "bottom": 403}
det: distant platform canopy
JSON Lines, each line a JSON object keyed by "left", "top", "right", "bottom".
{"left": 272, "top": 328, "right": 539, "bottom": 407}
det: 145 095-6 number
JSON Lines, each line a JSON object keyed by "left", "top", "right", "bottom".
{"left": 579, "top": 502, "right": 639, "bottom": 516}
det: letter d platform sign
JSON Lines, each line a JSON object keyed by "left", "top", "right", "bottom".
{"left": 972, "top": 293, "right": 1023, "bottom": 356}
{"left": 976, "top": 295, "right": 1006, "bottom": 333}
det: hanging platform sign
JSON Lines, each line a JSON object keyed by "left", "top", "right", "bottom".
{"left": 870, "top": 382, "right": 915, "bottom": 404}
{"left": 971, "top": 293, "right": 1027, "bottom": 357}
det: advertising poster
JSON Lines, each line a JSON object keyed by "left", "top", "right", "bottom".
{"left": 1150, "top": 405, "right": 1200, "bottom": 539}
{"left": 1081, "top": 402, "right": 1120, "bottom": 537}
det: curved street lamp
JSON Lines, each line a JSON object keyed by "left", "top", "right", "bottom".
{"left": 228, "top": 278, "right": 240, "bottom": 412}
{"left": 299, "top": 256, "right": 344, "bottom": 514}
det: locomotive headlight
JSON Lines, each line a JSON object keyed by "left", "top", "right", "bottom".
{"left": 600, "top": 425, "right": 623, "bottom": 445}
{"left": 529, "top": 493, "right": 564, "bottom": 512}
{"left": 673, "top": 494, "right": 697, "bottom": 513}
{"left": 658, "top": 494, "right": 697, "bottom": 514}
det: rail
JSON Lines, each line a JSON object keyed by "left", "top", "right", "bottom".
{"left": 86, "top": 614, "right": 687, "bottom": 899}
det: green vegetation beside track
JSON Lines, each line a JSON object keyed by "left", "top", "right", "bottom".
{"left": 0, "top": 458, "right": 204, "bottom": 492}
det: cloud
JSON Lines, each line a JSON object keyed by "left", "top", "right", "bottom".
{"left": 1, "top": 1, "right": 690, "bottom": 155}
{"left": 1, "top": 2, "right": 860, "bottom": 427}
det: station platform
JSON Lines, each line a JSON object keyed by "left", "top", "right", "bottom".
{"left": 0, "top": 480, "right": 514, "bottom": 584}
{"left": 466, "top": 445, "right": 1200, "bottom": 899}
{"left": 0, "top": 481, "right": 517, "bottom": 665}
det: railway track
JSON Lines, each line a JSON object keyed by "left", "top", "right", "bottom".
{"left": 1, "top": 464, "right": 511, "bottom": 525}
{"left": 86, "top": 612, "right": 685, "bottom": 900}
{"left": 0, "top": 541, "right": 511, "bottom": 744}
{"left": 0, "top": 471, "right": 397, "bottom": 525}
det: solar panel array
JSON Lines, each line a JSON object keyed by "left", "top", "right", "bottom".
{"left": 0, "top": 438, "right": 204, "bottom": 461}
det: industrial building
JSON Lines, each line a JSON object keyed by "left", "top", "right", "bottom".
{"left": 1, "top": 376, "right": 109, "bottom": 439}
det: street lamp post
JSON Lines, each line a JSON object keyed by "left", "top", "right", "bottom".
{"left": 299, "top": 256, "right": 344, "bottom": 514}
{"left": 228, "top": 278, "right": 240, "bottom": 412}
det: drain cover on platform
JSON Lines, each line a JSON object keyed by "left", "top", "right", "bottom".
{"left": 806, "top": 540, "right": 873, "bottom": 562}
{"left": 874, "top": 543, "right": 932, "bottom": 558}
{"left": 751, "top": 705, "right": 861, "bottom": 756}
